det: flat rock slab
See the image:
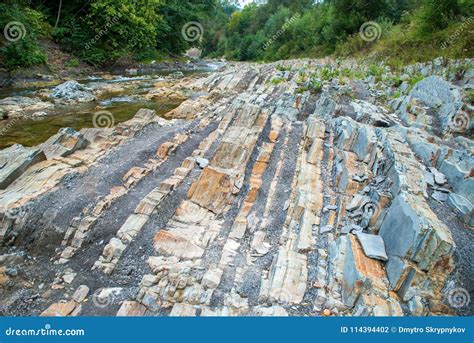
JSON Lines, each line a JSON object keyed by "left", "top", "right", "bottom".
{"left": 154, "top": 230, "right": 204, "bottom": 259}
{"left": 117, "top": 301, "right": 147, "bottom": 316}
{"left": 319, "top": 225, "right": 333, "bottom": 234}
{"left": 116, "top": 214, "right": 149, "bottom": 243}
{"left": 40, "top": 301, "right": 77, "bottom": 317}
{"left": 355, "top": 232, "right": 388, "bottom": 261}
{"left": 0, "top": 144, "right": 46, "bottom": 189}
{"left": 187, "top": 166, "right": 235, "bottom": 214}
{"left": 431, "top": 190, "right": 448, "bottom": 202}
{"left": 447, "top": 193, "right": 472, "bottom": 215}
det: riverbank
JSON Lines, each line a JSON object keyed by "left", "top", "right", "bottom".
{"left": 0, "top": 54, "right": 225, "bottom": 89}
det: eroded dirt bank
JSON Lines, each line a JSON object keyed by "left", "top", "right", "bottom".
{"left": 0, "top": 58, "right": 473, "bottom": 317}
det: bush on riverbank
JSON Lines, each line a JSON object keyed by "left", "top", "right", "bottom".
{"left": 335, "top": 14, "right": 474, "bottom": 67}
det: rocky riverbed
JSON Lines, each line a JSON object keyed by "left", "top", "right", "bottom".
{"left": 0, "top": 58, "right": 472, "bottom": 317}
{"left": 0, "top": 61, "right": 224, "bottom": 149}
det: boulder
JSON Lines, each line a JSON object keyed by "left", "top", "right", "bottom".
{"left": 351, "top": 100, "right": 392, "bottom": 127}
{"left": 266, "top": 246, "right": 307, "bottom": 304}
{"left": 116, "top": 214, "right": 149, "bottom": 243}
{"left": 379, "top": 193, "right": 454, "bottom": 293}
{"left": 195, "top": 157, "right": 209, "bottom": 169}
{"left": 407, "top": 76, "right": 468, "bottom": 133}
{"left": 103, "top": 238, "right": 126, "bottom": 261}
{"left": 187, "top": 167, "right": 235, "bottom": 214}
{"left": 319, "top": 225, "right": 333, "bottom": 234}
{"left": 429, "top": 167, "right": 447, "bottom": 185}
{"left": 447, "top": 193, "right": 472, "bottom": 214}
{"left": 312, "top": 93, "right": 336, "bottom": 118}
{"left": 202, "top": 268, "right": 223, "bottom": 289}
{"left": 117, "top": 301, "right": 147, "bottom": 316}
{"left": 431, "top": 190, "right": 448, "bottom": 202}
{"left": 154, "top": 230, "right": 204, "bottom": 259}
{"left": 50, "top": 80, "right": 94, "bottom": 102}
{"left": 40, "top": 301, "right": 78, "bottom": 317}
{"left": 333, "top": 117, "right": 356, "bottom": 151}
{"left": 72, "top": 285, "right": 90, "bottom": 303}
{"left": 40, "top": 127, "right": 89, "bottom": 159}
{"left": 352, "top": 125, "right": 377, "bottom": 162}
{"left": 437, "top": 148, "right": 474, "bottom": 204}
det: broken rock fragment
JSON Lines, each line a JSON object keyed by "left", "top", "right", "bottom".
{"left": 355, "top": 232, "right": 388, "bottom": 261}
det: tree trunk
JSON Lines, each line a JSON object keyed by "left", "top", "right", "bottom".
{"left": 54, "top": 0, "right": 63, "bottom": 28}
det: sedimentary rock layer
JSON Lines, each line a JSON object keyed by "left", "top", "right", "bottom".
{"left": 0, "top": 58, "right": 472, "bottom": 317}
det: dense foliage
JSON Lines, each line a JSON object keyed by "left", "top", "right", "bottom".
{"left": 212, "top": 0, "right": 473, "bottom": 63}
{"left": 0, "top": 1, "right": 48, "bottom": 69}
{"left": 0, "top": 0, "right": 472, "bottom": 70}
{"left": 0, "top": 0, "right": 221, "bottom": 68}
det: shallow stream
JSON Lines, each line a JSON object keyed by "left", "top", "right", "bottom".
{"left": 0, "top": 68, "right": 211, "bottom": 149}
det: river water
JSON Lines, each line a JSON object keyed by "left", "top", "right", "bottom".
{"left": 0, "top": 68, "right": 212, "bottom": 149}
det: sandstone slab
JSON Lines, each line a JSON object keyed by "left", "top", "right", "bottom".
{"left": 0, "top": 144, "right": 46, "bottom": 189}
{"left": 188, "top": 167, "right": 235, "bottom": 214}
{"left": 154, "top": 231, "right": 204, "bottom": 259}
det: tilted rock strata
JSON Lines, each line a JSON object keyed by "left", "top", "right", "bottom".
{"left": 0, "top": 58, "right": 472, "bottom": 317}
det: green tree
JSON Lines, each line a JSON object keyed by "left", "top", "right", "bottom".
{"left": 417, "top": 0, "right": 460, "bottom": 33}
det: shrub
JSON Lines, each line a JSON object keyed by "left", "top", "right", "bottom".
{"left": 65, "top": 58, "right": 79, "bottom": 68}
{"left": 1, "top": 38, "right": 47, "bottom": 69}
{"left": 368, "top": 64, "right": 385, "bottom": 82}
{"left": 269, "top": 77, "right": 285, "bottom": 85}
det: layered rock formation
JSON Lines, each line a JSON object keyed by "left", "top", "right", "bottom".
{"left": 0, "top": 58, "right": 472, "bottom": 317}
